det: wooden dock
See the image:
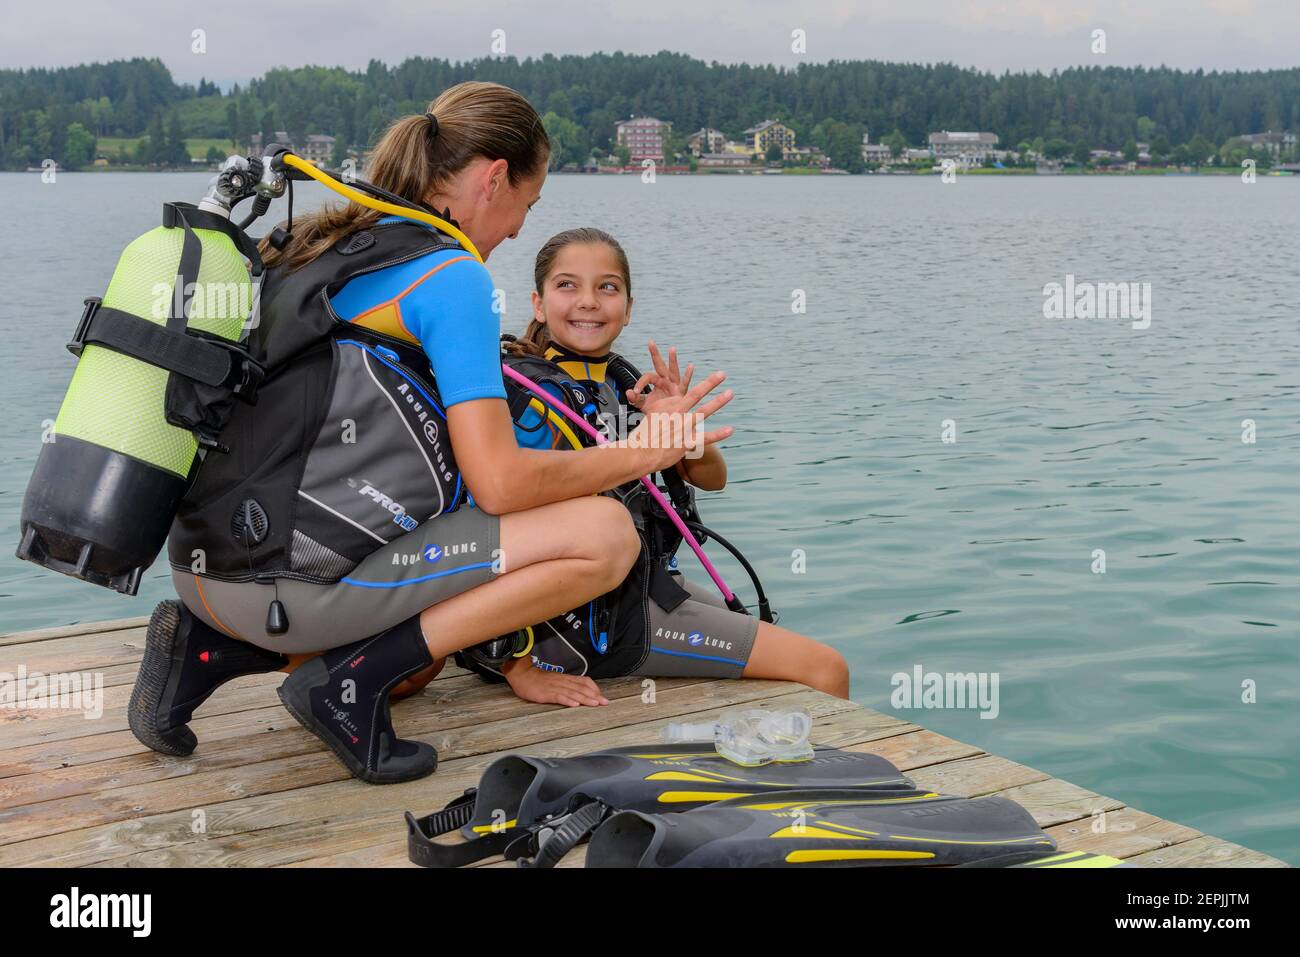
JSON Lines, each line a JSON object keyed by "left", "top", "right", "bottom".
{"left": 0, "top": 615, "right": 1287, "bottom": 868}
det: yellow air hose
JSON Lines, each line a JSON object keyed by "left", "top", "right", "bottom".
{"left": 279, "top": 152, "right": 483, "bottom": 263}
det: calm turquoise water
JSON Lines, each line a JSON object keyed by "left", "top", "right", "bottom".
{"left": 1, "top": 172, "right": 1296, "bottom": 863}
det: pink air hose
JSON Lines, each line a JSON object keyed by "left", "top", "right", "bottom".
{"left": 501, "top": 363, "right": 737, "bottom": 604}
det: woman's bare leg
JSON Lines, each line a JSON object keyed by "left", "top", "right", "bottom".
{"left": 741, "top": 622, "right": 851, "bottom": 698}
{"left": 416, "top": 495, "right": 639, "bottom": 659}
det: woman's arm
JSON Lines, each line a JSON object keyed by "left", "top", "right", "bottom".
{"left": 450, "top": 373, "right": 732, "bottom": 514}
{"left": 449, "top": 398, "right": 656, "bottom": 513}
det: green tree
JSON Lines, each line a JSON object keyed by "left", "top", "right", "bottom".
{"left": 1043, "top": 138, "right": 1071, "bottom": 159}
{"left": 1219, "top": 137, "right": 1247, "bottom": 167}
{"left": 166, "top": 112, "right": 189, "bottom": 165}
{"left": 1151, "top": 134, "right": 1170, "bottom": 159}
{"left": 226, "top": 101, "right": 240, "bottom": 147}
{"left": 884, "top": 128, "right": 907, "bottom": 158}
{"left": 1135, "top": 116, "right": 1156, "bottom": 143}
{"left": 205, "top": 145, "right": 225, "bottom": 164}
{"left": 62, "top": 122, "right": 95, "bottom": 169}
{"left": 1122, "top": 138, "right": 1138, "bottom": 162}
{"left": 140, "top": 112, "right": 166, "bottom": 165}
{"left": 542, "top": 110, "right": 585, "bottom": 168}
{"left": 1186, "top": 134, "right": 1213, "bottom": 167}
{"left": 330, "top": 137, "right": 349, "bottom": 168}
{"left": 765, "top": 141, "right": 783, "bottom": 164}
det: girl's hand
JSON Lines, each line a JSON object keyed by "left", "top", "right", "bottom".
{"left": 625, "top": 341, "right": 693, "bottom": 416}
{"left": 504, "top": 658, "right": 609, "bottom": 707}
{"left": 625, "top": 359, "right": 734, "bottom": 472}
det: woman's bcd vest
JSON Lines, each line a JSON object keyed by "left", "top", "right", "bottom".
{"left": 168, "top": 221, "right": 467, "bottom": 583}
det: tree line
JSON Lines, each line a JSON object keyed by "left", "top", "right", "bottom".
{"left": 2, "top": 53, "right": 1298, "bottom": 171}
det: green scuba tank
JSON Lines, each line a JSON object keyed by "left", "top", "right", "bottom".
{"left": 17, "top": 161, "right": 272, "bottom": 594}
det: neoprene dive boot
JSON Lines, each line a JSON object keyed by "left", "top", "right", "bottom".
{"left": 276, "top": 616, "right": 439, "bottom": 784}
{"left": 129, "top": 600, "right": 288, "bottom": 755}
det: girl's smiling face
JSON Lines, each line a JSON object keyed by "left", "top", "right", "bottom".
{"left": 532, "top": 243, "right": 633, "bottom": 356}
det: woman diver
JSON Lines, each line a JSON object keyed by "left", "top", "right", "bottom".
{"left": 129, "top": 81, "right": 734, "bottom": 784}
{"left": 473, "top": 227, "right": 849, "bottom": 699}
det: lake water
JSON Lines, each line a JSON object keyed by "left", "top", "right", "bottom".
{"left": 1, "top": 171, "right": 1296, "bottom": 864}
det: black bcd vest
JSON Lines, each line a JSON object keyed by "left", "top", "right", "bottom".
{"left": 168, "top": 221, "right": 468, "bottom": 583}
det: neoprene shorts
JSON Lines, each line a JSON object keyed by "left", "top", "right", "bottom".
{"left": 173, "top": 506, "right": 500, "bottom": 654}
{"left": 523, "top": 572, "right": 760, "bottom": 679}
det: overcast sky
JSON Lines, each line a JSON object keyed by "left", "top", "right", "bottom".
{"left": 8, "top": 0, "right": 1299, "bottom": 85}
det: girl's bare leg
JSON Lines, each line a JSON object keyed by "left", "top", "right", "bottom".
{"left": 741, "top": 622, "right": 850, "bottom": 698}
{"left": 416, "top": 495, "right": 640, "bottom": 659}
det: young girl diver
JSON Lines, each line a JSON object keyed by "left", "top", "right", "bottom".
{"left": 487, "top": 227, "right": 849, "bottom": 706}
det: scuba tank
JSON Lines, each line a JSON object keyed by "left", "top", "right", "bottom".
{"left": 16, "top": 157, "right": 278, "bottom": 594}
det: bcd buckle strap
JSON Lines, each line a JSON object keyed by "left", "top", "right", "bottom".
{"left": 68, "top": 298, "right": 265, "bottom": 400}
{"left": 647, "top": 561, "right": 692, "bottom": 613}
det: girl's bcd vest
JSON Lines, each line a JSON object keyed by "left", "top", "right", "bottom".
{"left": 168, "top": 221, "right": 467, "bottom": 584}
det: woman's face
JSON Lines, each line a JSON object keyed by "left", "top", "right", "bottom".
{"left": 449, "top": 159, "right": 546, "bottom": 261}
{"left": 532, "top": 243, "right": 633, "bottom": 356}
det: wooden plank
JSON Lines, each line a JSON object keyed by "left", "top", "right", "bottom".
{"left": 0, "top": 616, "right": 150, "bottom": 647}
{"left": 1045, "top": 805, "right": 1201, "bottom": 859}
{"left": 0, "top": 681, "right": 857, "bottom": 851}
{"left": 16, "top": 698, "right": 903, "bottom": 868}
{"left": 1, "top": 615, "right": 1286, "bottom": 869}
{"left": 1124, "top": 835, "right": 1288, "bottom": 868}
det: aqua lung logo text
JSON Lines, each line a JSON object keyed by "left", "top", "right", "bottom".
{"left": 358, "top": 482, "right": 418, "bottom": 531}
{"left": 395, "top": 382, "right": 454, "bottom": 483}
{"left": 390, "top": 541, "right": 477, "bottom": 565}
{"left": 326, "top": 699, "right": 361, "bottom": 743}
{"left": 655, "top": 627, "right": 732, "bottom": 652}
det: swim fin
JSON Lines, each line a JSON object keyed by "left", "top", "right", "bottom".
{"left": 405, "top": 744, "right": 917, "bottom": 868}
{"left": 584, "top": 788, "right": 1059, "bottom": 868}
{"left": 1007, "top": 850, "right": 1131, "bottom": 868}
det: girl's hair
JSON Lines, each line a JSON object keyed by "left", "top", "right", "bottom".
{"left": 507, "top": 227, "right": 633, "bottom": 357}
{"left": 260, "top": 81, "right": 549, "bottom": 271}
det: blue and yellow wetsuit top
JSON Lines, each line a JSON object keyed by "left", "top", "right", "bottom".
{"left": 328, "top": 218, "right": 507, "bottom": 409}
{"left": 510, "top": 345, "right": 624, "bottom": 451}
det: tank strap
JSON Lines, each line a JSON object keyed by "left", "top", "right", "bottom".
{"left": 68, "top": 297, "right": 264, "bottom": 397}
{"left": 163, "top": 202, "right": 265, "bottom": 277}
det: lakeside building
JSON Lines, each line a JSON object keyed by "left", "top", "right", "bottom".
{"left": 744, "top": 120, "right": 795, "bottom": 156}
{"left": 247, "top": 131, "right": 336, "bottom": 165}
{"left": 1238, "top": 130, "right": 1297, "bottom": 157}
{"left": 249, "top": 130, "right": 293, "bottom": 153}
{"left": 616, "top": 116, "right": 671, "bottom": 162}
{"left": 928, "top": 130, "right": 999, "bottom": 167}
{"left": 861, "top": 130, "right": 896, "bottom": 166}
{"left": 687, "top": 127, "right": 727, "bottom": 156}
{"left": 783, "top": 146, "right": 829, "bottom": 167}
{"left": 698, "top": 152, "right": 751, "bottom": 169}
{"left": 300, "top": 134, "right": 336, "bottom": 165}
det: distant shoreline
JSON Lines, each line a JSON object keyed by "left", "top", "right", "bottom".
{"left": 11, "top": 164, "right": 1293, "bottom": 178}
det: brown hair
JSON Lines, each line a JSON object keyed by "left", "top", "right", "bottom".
{"left": 261, "top": 81, "right": 549, "bottom": 271}
{"left": 507, "top": 227, "right": 634, "bottom": 357}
